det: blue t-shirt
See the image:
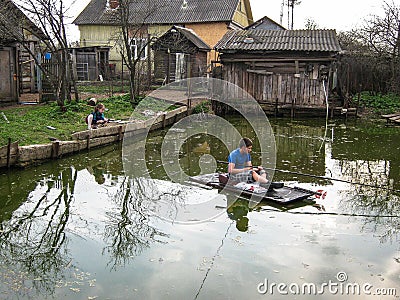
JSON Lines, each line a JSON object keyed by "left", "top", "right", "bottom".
{"left": 228, "top": 148, "right": 251, "bottom": 170}
{"left": 92, "top": 111, "right": 105, "bottom": 124}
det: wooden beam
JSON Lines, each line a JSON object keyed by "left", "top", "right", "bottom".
{"left": 246, "top": 69, "right": 273, "bottom": 75}
{"left": 221, "top": 57, "right": 336, "bottom": 63}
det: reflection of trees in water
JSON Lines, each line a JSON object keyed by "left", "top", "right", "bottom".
{"left": 337, "top": 160, "right": 400, "bottom": 243}
{"left": 338, "top": 159, "right": 392, "bottom": 190}
{"left": 103, "top": 176, "right": 192, "bottom": 270}
{"left": 0, "top": 167, "right": 77, "bottom": 296}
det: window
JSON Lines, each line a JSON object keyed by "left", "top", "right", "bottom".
{"left": 130, "top": 38, "right": 148, "bottom": 60}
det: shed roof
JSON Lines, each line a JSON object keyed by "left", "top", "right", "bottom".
{"left": 173, "top": 26, "right": 211, "bottom": 50}
{"left": 215, "top": 29, "right": 342, "bottom": 52}
{"left": 74, "top": 0, "right": 242, "bottom": 25}
{"left": 152, "top": 26, "right": 210, "bottom": 53}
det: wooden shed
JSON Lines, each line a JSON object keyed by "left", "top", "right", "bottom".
{"left": 0, "top": 0, "right": 45, "bottom": 105}
{"left": 151, "top": 26, "right": 211, "bottom": 84}
{"left": 70, "top": 46, "right": 111, "bottom": 81}
{"left": 215, "top": 29, "right": 342, "bottom": 115}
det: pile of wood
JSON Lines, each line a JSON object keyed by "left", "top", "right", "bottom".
{"left": 381, "top": 113, "right": 400, "bottom": 124}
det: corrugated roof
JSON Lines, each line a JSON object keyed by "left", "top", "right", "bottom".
{"left": 215, "top": 29, "right": 342, "bottom": 52}
{"left": 74, "top": 0, "right": 240, "bottom": 25}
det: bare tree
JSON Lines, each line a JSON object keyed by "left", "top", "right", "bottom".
{"left": 338, "top": 1, "right": 400, "bottom": 95}
{"left": 357, "top": 1, "right": 400, "bottom": 92}
{"left": 304, "top": 18, "right": 319, "bottom": 30}
{"left": 112, "top": 0, "right": 162, "bottom": 102}
{"left": 0, "top": 0, "right": 78, "bottom": 108}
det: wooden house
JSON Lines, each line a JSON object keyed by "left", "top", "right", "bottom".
{"left": 73, "top": 0, "right": 253, "bottom": 75}
{"left": 151, "top": 26, "right": 211, "bottom": 84}
{"left": 0, "top": 0, "right": 46, "bottom": 105}
{"left": 215, "top": 29, "right": 342, "bottom": 115}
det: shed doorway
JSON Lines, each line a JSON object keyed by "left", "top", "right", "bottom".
{"left": 0, "top": 48, "right": 16, "bottom": 103}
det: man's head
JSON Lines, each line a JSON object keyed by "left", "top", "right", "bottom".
{"left": 239, "top": 137, "right": 253, "bottom": 152}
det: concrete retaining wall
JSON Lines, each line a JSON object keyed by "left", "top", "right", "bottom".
{"left": 1, "top": 106, "right": 187, "bottom": 168}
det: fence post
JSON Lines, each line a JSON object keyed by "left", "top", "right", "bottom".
{"left": 6, "top": 138, "right": 11, "bottom": 169}
{"left": 118, "top": 125, "right": 123, "bottom": 141}
{"left": 87, "top": 134, "right": 91, "bottom": 150}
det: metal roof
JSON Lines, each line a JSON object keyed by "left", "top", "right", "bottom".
{"left": 74, "top": 0, "right": 241, "bottom": 25}
{"left": 215, "top": 29, "right": 342, "bottom": 52}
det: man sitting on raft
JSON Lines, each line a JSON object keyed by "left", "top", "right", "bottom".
{"left": 227, "top": 137, "right": 269, "bottom": 184}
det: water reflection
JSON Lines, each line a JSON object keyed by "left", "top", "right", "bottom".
{"left": 103, "top": 177, "right": 169, "bottom": 270}
{"left": 0, "top": 118, "right": 399, "bottom": 299}
{"left": 226, "top": 195, "right": 317, "bottom": 232}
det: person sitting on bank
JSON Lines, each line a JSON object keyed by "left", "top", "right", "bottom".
{"left": 227, "top": 137, "right": 269, "bottom": 184}
{"left": 87, "top": 103, "right": 108, "bottom": 130}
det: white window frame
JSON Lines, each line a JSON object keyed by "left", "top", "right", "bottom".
{"left": 130, "top": 38, "right": 148, "bottom": 60}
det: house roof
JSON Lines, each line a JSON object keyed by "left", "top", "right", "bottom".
{"left": 215, "top": 29, "right": 342, "bottom": 53}
{"left": 152, "top": 26, "right": 210, "bottom": 54}
{"left": 74, "top": 0, "right": 242, "bottom": 25}
{"left": 0, "top": 0, "right": 46, "bottom": 43}
{"left": 245, "top": 16, "right": 285, "bottom": 30}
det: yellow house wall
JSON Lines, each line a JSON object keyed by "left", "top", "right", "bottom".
{"left": 185, "top": 22, "right": 229, "bottom": 65}
{"left": 239, "top": 0, "right": 253, "bottom": 26}
{"left": 79, "top": 24, "right": 123, "bottom": 68}
{"left": 77, "top": 0, "right": 254, "bottom": 74}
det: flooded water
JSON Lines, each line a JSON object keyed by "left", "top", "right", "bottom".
{"left": 0, "top": 117, "right": 399, "bottom": 299}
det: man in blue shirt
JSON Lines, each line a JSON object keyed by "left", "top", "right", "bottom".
{"left": 228, "top": 137, "right": 268, "bottom": 184}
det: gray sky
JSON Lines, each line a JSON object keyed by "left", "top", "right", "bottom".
{"left": 250, "top": 0, "right": 382, "bottom": 30}
{"left": 65, "top": 0, "right": 385, "bottom": 41}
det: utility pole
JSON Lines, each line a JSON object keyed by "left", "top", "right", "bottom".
{"left": 289, "top": 0, "right": 302, "bottom": 29}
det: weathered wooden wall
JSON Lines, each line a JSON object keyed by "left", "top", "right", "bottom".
{"left": 223, "top": 62, "right": 327, "bottom": 107}
{"left": 154, "top": 51, "right": 208, "bottom": 84}
{"left": 0, "top": 47, "right": 17, "bottom": 105}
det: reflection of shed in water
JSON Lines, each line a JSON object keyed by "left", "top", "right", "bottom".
{"left": 273, "top": 123, "right": 326, "bottom": 181}
{"left": 152, "top": 26, "right": 211, "bottom": 84}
